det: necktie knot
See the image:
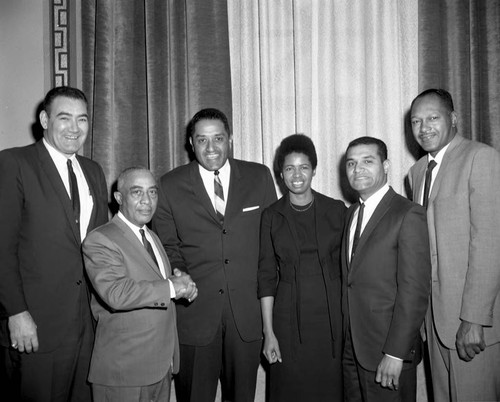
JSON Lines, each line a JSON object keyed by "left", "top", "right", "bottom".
{"left": 427, "top": 160, "right": 437, "bottom": 171}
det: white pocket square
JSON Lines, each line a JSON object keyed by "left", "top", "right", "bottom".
{"left": 242, "top": 206, "right": 260, "bottom": 212}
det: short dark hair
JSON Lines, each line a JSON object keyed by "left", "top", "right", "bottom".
{"left": 42, "top": 86, "right": 88, "bottom": 116}
{"left": 188, "top": 108, "right": 231, "bottom": 138}
{"left": 410, "top": 88, "right": 454, "bottom": 113}
{"left": 276, "top": 134, "right": 318, "bottom": 171}
{"left": 346, "top": 136, "right": 388, "bottom": 162}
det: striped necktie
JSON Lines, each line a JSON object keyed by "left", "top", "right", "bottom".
{"left": 214, "top": 170, "right": 225, "bottom": 222}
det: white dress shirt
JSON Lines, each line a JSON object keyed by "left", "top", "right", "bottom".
{"left": 43, "top": 138, "right": 93, "bottom": 241}
{"left": 419, "top": 142, "right": 450, "bottom": 205}
{"left": 117, "top": 211, "right": 176, "bottom": 297}
{"left": 198, "top": 159, "right": 231, "bottom": 212}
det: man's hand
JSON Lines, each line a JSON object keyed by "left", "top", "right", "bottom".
{"left": 170, "top": 268, "right": 198, "bottom": 302}
{"left": 375, "top": 355, "right": 403, "bottom": 390}
{"left": 456, "top": 320, "right": 485, "bottom": 362}
{"left": 8, "top": 311, "right": 39, "bottom": 353}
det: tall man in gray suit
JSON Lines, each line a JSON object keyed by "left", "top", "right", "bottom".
{"left": 83, "top": 167, "right": 197, "bottom": 402}
{"left": 153, "top": 108, "right": 277, "bottom": 402}
{"left": 0, "top": 86, "right": 109, "bottom": 402}
{"left": 409, "top": 88, "right": 500, "bottom": 401}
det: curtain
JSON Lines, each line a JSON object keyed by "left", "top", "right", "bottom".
{"left": 228, "top": 0, "right": 419, "bottom": 202}
{"left": 81, "top": 0, "right": 232, "bottom": 189}
{"left": 419, "top": 0, "right": 500, "bottom": 151}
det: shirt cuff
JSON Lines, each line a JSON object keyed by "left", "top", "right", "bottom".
{"left": 385, "top": 354, "right": 403, "bottom": 361}
{"left": 168, "top": 279, "right": 176, "bottom": 299}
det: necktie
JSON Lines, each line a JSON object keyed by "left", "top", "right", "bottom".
{"left": 140, "top": 229, "right": 158, "bottom": 267}
{"left": 67, "top": 159, "right": 80, "bottom": 224}
{"left": 351, "top": 202, "right": 364, "bottom": 260}
{"left": 423, "top": 160, "right": 437, "bottom": 209}
{"left": 214, "top": 170, "right": 225, "bottom": 222}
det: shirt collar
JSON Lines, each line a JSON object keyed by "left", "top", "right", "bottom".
{"left": 43, "top": 138, "right": 77, "bottom": 165}
{"left": 117, "top": 211, "right": 146, "bottom": 232}
{"left": 428, "top": 142, "right": 451, "bottom": 165}
{"left": 197, "top": 158, "right": 231, "bottom": 181}
{"left": 360, "top": 183, "right": 390, "bottom": 207}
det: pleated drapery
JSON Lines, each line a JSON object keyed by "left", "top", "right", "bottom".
{"left": 81, "top": 0, "right": 232, "bottom": 189}
{"left": 418, "top": 0, "right": 500, "bottom": 151}
{"left": 228, "top": 0, "right": 419, "bottom": 201}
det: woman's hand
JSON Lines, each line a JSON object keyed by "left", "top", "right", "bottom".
{"left": 263, "top": 331, "right": 282, "bottom": 364}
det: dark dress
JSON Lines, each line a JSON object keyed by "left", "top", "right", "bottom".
{"left": 258, "top": 191, "right": 346, "bottom": 402}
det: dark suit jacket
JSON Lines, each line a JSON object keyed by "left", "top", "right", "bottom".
{"left": 152, "top": 158, "right": 277, "bottom": 346}
{"left": 258, "top": 191, "right": 346, "bottom": 356}
{"left": 341, "top": 187, "right": 431, "bottom": 371}
{"left": 83, "top": 216, "right": 179, "bottom": 386}
{"left": 0, "top": 141, "right": 108, "bottom": 352}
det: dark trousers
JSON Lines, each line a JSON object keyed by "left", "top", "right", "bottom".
{"left": 343, "top": 326, "right": 417, "bottom": 402}
{"left": 174, "top": 294, "right": 261, "bottom": 402}
{"left": 0, "top": 288, "right": 93, "bottom": 402}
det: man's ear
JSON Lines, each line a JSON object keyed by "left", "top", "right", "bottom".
{"left": 114, "top": 191, "right": 123, "bottom": 206}
{"left": 451, "top": 111, "right": 458, "bottom": 128}
{"left": 383, "top": 159, "right": 390, "bottom": 175}
{"left": 39, "top": 110, "right": 49, "bottom": 129}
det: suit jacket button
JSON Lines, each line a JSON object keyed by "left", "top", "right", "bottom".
{"left": 219, "top": 289, "right": 224, "bottom": 294}
{"left": 223, "top": 229, "right": 227, "bottom": 234}
{"left": 224, "top": 259, "right": 229, "bottom": 264}
{"left": 154, "top": 302, "right": 158, "bottom": 306}
{"left": 76, "top": 280, "right": 82, "bottom": 285}
{"left": 161, "top": 302, "right": 165, "bottom": 307}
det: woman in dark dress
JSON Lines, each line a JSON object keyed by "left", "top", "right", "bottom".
{"left": 258, "top": 134, "right": 346, "bottom": 401}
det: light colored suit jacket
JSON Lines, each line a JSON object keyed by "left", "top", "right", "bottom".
{"left": 409, "top": 134, "right": 500, "bottom": 349}
{"left": 83, "top": 216, "right": 179, "bottom": 386}
{"left": 341, "top": 188, "right": 431, "bottom": 371}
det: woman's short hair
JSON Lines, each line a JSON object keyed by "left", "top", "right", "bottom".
{"left": 276, "top": 134, "right": 318, "bottom": 172}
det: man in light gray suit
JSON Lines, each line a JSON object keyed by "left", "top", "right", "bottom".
{"left": 408, "top": 89, "right": 500, "bottom": 401}
{"left": 83, "top": 167, "right": 197, "bottom": 402}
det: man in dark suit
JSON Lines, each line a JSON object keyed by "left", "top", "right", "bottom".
{"left": 341, "top": 136, "right": 431, "bottom": 401}
{"left": 83, "top": 167, "right": 197, "bottom": 402}
{"left": 409, "top": 89, "right": 500, "bottom": 401}
{"left": 152, "top": 108, "right": 277, "bottom": 402}
{"left": 0, "top": 86, "right": 109, "bottom": 401}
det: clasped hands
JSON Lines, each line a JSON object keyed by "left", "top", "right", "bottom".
{"left": 170, "top": 268, "right": 198, "bottom": 302}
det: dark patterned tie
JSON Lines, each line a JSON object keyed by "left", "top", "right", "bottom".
{"left": 140, "top": 229, "right": 158, "bottom": 266}
{"left": 423, "top": 160, "right": 437, "bottom": 209}
{"left": 67, "top": 159, "right": 80, "bottom": 225}
{"left": 351, "top": 202, "right": 364, "bottom": 260}
{"left": 214, "top": 170, "right": 225, "bottom": 222}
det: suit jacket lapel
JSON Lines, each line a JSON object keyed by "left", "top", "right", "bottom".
{"left": 112, "top": 216, "right": 165, "bottom": 279}
{"left": 350, "top": 188, "right": 396, "bottom": 269}
{"left": 224, "top": 159, "right": 243, "bottom": 222}
{"left": 77, "top": 155, "right": 98, "bottom": 233}
{"left": 188, "top": 162, "right": 220, "bottom": 224}
{"left": 428, "top": 135, "right": 464, "bottom": 206}
{"left": 36, "top": 141, "right": 81, "bottom": 244}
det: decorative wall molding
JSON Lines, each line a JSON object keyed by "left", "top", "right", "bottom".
{"left": 52, "top": 0, "right": 70, "bottom": 87}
